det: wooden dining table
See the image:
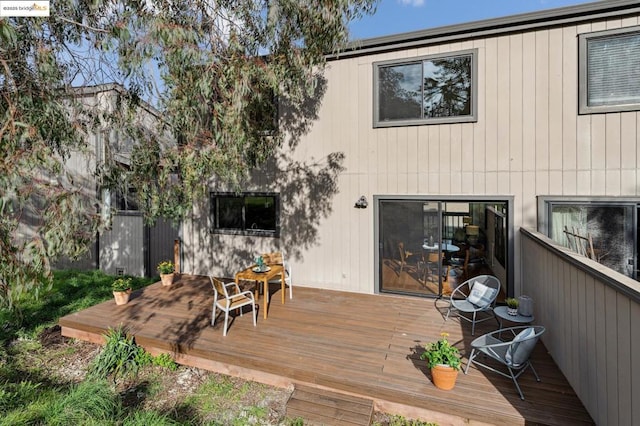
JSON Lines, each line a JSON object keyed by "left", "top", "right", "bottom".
{"left": 234, "top": 264, "right": 285, "bottom": 319}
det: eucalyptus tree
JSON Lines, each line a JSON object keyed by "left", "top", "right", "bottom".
{"left": 0, "top": 0, "right": 377, "bottom": 308}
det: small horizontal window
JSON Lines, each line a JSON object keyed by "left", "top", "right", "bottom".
{"left": 211, "top": 192, "right": 280, "bottom": 237}
{"left": 373, "top": 49, "right": 478, "bottom": 127}
{"left": 579, "top": 26, "right": 640, "bottom": 114}
{"left": 115, "top": 187, "right": 139, "bottom": 211}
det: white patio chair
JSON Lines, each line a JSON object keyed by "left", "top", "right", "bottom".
{"left": 445, "top": 274, "right": 501, "bottom": 335}
{"left": 464, "top": 325, "right": 546, "bottom": 400}
{"left": 209, "top": 276, "right": 257, "bottom": 336}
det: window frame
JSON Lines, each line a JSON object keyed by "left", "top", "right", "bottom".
{"left": 578, "top": 25, "right": 640, "bottom": 114}
{"left": 374, "top": 195, "right": 514, "bottom": 298}
{"left": 372, "top": 49, "right": 478, "bottom": 128}
{"left": 537, "top": 196, "right": 640, "bottom": 234}
{"left": 210, "top": 192, "right": 280, "bottom": 237}
{"left": 114, "top": 186, "right": 139, "bottom": 212}
{"left": 537, "top": 196, "right": 640, "bottom": 280}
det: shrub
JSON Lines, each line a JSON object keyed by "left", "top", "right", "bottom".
{"left": 89, "top": 326, "right": 145, "bottom": 381}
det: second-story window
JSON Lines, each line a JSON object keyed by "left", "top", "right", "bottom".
{"left": 579, "top": 26, "right": 640, "bottom": 114}
{"left": 373, "top": 49, "right": 477, "bottom": 127}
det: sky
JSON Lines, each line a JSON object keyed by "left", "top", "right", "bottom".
{"left": 348, "top": 0, "right": 600, "bottom": 40}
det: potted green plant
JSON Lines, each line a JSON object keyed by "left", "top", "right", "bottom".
{"left": 112, "top": 277, "right": 132, "bottom": 305}
{"left": 157, "top": 260, "right": 175, "bottom": 286}
{"left": 420, "top": 332, "right": 461, "bottom": 390}
{"left": 505, "top": 297, "right": 520, "bottom": 316}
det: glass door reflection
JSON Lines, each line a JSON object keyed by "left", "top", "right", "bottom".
{"left": 378, "top": 198, "right": 508, "bottom": 298}
{"left": 379, "top": 200, "right": 443, "bottom": 297}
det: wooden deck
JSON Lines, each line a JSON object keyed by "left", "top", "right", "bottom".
{"left": 59, "top": 274, "right": 594, "bottom": 426}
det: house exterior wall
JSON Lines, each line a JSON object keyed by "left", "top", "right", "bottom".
{"left": 52, "top": 85, "right": 178, "bottom": 276}
{"left": 182, "top": 5, "right": 640, "bottom": 296}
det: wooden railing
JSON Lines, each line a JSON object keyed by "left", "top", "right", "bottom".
{"left": 520, "top": 228, "right": 640, "bottom": 426}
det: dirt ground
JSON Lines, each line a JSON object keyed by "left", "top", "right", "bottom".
{"left": 34, "top": 325, "right": 290, "bottom": 423}
{"left": 34, "top": 326, "right": 396, "bottom": 425}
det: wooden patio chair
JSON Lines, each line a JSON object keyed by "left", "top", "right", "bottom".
{"left": 397, "top": 242, "right": 419, "bottom": 275}
{"left": 209, "top": 276, "right": 257, "bottom": 336}
{"left": 265, "top": 251, "right": 293, "bottom": 299}
{"left": 261, "top": 251, "right": 283, "bottom": 265}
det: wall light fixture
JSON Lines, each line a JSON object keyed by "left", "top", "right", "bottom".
{"left": 354, "top": 195, "right": 368, "bottom": 209}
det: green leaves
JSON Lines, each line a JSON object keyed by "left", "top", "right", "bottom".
{"left": 0, "top": 0, "right": 378, "bottom": 307}
{"left": 420, "top": 333, "right": 462, "bottom": 370}
{"left": 88, "top": 326, "right": 144, "bottom": 381}
{"left": 0, "top": 20, "right": 16, "bottom": 46}
{"left": 88, "top": 326, "right": 179, "bottom": 382}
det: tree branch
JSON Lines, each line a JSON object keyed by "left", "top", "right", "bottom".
{"left": 57, "top": 16, "right": 110, "bottom": 34}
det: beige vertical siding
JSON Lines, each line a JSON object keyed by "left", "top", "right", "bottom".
{"left": 521, "top": 228, "right": 640, "bottom": 425}
{"left": 184, "top": 13, "right": 640, "bottom": 296}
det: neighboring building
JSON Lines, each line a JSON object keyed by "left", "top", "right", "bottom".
{"left": 182, "top": 0, "right": 640, "bottom": 300}
{"left": 52, "top": 84, "right": 179, "bottom": 277}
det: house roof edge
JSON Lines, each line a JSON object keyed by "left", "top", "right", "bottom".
{"left": 330, "top": 0, "right": 640, "bottom": 60}
{"left": 69, "top": 83, "right": 163, "bottom": 120}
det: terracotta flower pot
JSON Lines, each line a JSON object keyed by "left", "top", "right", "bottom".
{"left": 431, "top": 364, "right": 459, "bottom": 390}
{"left": 113, "top": 289, "right": 132, "bottom": 305}
{"left": 160, "top": 273, "right": 175, "bottom": 286}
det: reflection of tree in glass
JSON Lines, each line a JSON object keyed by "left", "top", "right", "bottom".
{"left": 378, "top": 65, "right": 422, "bottom": 120}
{"left": 554, "top": 204, "right": 635, "bottom": 279}
{"left": 587, "top": 206, "right": 634, "bottom": 278}
{"left": 423, "top": 56, "right": 471, "bottom": 118}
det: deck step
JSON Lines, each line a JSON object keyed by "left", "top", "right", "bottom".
{"left": 286, "top": 384, "right": 374, "bottom": 426}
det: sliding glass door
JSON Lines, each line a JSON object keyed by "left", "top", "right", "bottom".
{"left": 377, "top": 197, "right": 511, "bottom": 298}
{"left": 378, "top": 200, "right": 442, "bottom": 296}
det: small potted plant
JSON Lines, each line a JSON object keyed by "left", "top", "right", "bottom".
{"left": 157, "top": 260, "right": 175, "bottom": 286}
{"left": 420, "top": 332, "right": 461, "bottom": 390}
{"left": 506, "top": 297, "right": 520, "bottom": 316}
{"left": 112, "top": 277, "right": 132, "bottom": 305}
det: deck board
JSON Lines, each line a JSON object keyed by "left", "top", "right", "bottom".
{"left": 286, "top": 385, "right": 374, "bottom": 426}
{"left": 59, "top": 274, "right": 594, "bottom": 426}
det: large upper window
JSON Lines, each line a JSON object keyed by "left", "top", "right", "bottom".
{"left": 211, "top": 192, "right": 279, "bottom": 236}
{"left": 373, "top": 49, "right": 477, "bottom": 127}
{"left": 579, "top": 26, "right": 640, "bottom": 114}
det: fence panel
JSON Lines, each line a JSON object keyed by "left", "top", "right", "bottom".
{"left": 521, "top": 228, "right": 639, "bottom": 426}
